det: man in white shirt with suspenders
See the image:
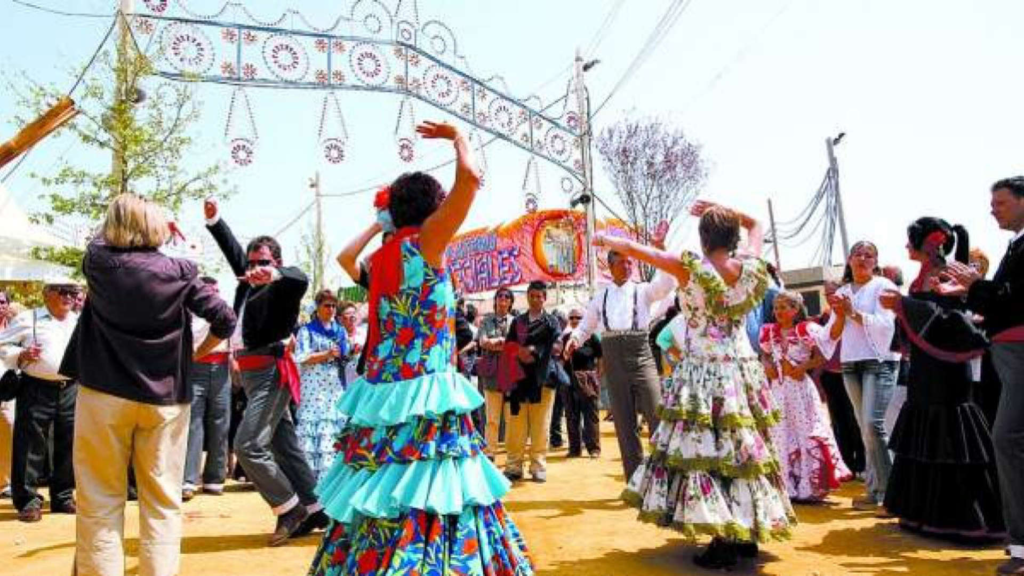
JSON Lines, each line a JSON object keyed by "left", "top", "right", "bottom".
{"left": 566, "top": 250, "right": 676, "bottom": 479}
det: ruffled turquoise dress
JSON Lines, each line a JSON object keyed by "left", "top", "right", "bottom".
{"left": 309, "top": 239, "right": 532, "bottom": 576}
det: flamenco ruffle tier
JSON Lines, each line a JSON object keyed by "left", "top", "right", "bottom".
{"left": 623, "top": 356, "right": 795, "bottom": 543}
{"left": 884, "top": 402, "right": 1005, "bottom": 536}
{"left": 316, "top": 371, "right": 511, "bottom": 522}
{"left": 312, "top": 370, "right": 532, "bottom": 576}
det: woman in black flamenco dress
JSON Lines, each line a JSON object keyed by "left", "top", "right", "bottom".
{"left": 879, "top": 217, "right": 1004, "bottom": 541}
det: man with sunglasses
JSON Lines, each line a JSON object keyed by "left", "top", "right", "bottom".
{"left": 0, "top": 279, "right": 81, "bottom": 522}
{"left": 204, "top": 199, "right": 322, "bottom": 545}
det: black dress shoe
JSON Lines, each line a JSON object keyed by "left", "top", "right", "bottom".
{"left": 734, "top": 541, "right": 758, "bottom": 558}
{"left": 269, "top": 505, "right": 309, "bottom": 546}
{"left": 693, "top": 538, "right": 737, "bottom": 570}
{"left": 291, "top": 510, "right": 329, "bottom": 538}
{"left": 51, "top": 500, "right": 77, "bottom": 514}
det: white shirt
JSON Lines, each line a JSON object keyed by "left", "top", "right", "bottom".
{"left": 572, "top": 271, "right": 677, "bottom": 342}
{"left": 0, "top": 307, "right": 79, "bottom": 381}
{"left": 1012, "top": 228, "right": 1024, "bottom": 245}
{"left": 191, "top": 315, "right": 229, "bottom": 354}
{"left": 343, "top": 324, "right": 367, "bottom": 386}
{"left": 826, "top": 276, "right": 901, "bottom": 363}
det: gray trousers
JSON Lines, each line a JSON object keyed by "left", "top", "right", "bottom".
{"left": 991, "top": 341, "right": 1024, "bottom": 547}
{"left": 184, "top": 361, "right": 231, "bottom": 489}
{"left": 602, "top": 333, "right": 661, "bottom": 479}
{"left": 235, "top": 364, "right": 318, "bottom": 513}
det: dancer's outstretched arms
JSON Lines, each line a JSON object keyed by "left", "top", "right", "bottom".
{"left": 593, "top": 233, "right": 691, "bottom": 286}
{"left": 419, "top": 121, "right": 482, "bottom": 268}
{"left": 337, "top": 222, "right": 382, "bottom": 282}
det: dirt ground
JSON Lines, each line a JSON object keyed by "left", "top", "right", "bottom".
{"left": 1, "top": 422, "right": 1005, "bottom": 576}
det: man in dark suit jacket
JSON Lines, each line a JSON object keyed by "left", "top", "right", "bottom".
{"left": 943, "top": 176, "right": 1024, "bottom": 575}
{"left": 204, "top": 200, "right": 322, "bottom": 546}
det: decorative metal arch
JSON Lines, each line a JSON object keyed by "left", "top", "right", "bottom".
{"left": 130, "top": 0, "right": 585, "bottom": 181}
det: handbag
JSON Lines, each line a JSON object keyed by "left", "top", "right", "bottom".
{"left": 0, "top": 370, "right": 22, "bottom": 402}
{"left": 496, "top": 316, "right": 528, "bottom": 393}
{"left": 475, "top": 353, "right": 495, "bottom": 378}
{"left": 547, "top": 358, "right": 570, "bottom": 389}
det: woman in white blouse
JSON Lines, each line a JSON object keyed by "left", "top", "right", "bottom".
{"left": 828, "top": 240, "right": 900, "bottom": 513}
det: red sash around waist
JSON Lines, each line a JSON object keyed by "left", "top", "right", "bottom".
{"left": 235, "top": 351, "right": 301, "bottom": 403}
{"left": 195, "top": 352, "right": 230, "bottom": 365}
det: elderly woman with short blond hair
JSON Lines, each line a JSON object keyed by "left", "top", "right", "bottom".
{"left": 62, "top": 194, "right": 235, "bottom": 576}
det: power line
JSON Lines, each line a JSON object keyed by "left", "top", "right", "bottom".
{"left": 679, "top": 0, "right": 798, "bottom": 116}
{"left": 1, "top": 12, "right": 119, "bottom": 184}
{"left": 8, "top": 0, "right": 111, "bottom": 18}
{"left": 591, "top": 0, "right": 697, "bottom": 119}
{"left": 585, "top": 0, "right": 625, "bottom": 58}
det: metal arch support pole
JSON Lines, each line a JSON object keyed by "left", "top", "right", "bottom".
{"left": 313, "top": 171, "right": 324, "bottom": 292}
{"left": 574, "top": 49, "right": 596, "bottom": 295}
{"left": 826, "top": 137, "right": 850, "bottom": 260}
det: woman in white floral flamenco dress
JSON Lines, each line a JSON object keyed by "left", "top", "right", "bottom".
{"left": 595, "top": 201, "right": 794, "bottom": 570}
{"left": 758, "top": 290, "right": 852, "bottom": 502}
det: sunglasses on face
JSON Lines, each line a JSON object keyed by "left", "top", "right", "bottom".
{"left": 569, "top": 317, "right": 582, "bottom": 321}
{"left": 48, "top": 287, "right": 78, "bottom": 298}
{"left": 247, "top": 259, "right": 274, "bottom": 269}
{"left": 320, "top": 302, "right": 337, "bottom": 309}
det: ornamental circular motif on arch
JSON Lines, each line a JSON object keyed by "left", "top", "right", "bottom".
{"left": 422, "top": 65, "right": 459, "bottom": 106}
{"left": 229, "top": 138, "right": 255, "bottom": 167}
{"left": 350, "top": 43, "right": 390, "bottom": 86}
{"left": 488, "top": 100, "right": 518, "bottom": 135}
{"left": 160, "top": 23, "right": 215, "bottom": 75}
{"left": 262, "top": 35, "right": 310, "bottom": 82}
{"left": 545, "top": 128, "right": 572, "bottom": 163}
{"left": 143, "top": 0, "right": 168, "bottom": 13}
{"left": 322, "top": 138, "right": 346, "bottom": 164}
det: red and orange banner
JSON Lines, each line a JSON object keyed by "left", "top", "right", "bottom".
{"left": 444, "top": 209, "right": 636, "bottom": 294}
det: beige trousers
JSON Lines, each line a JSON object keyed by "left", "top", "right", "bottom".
{"left": 483, "top": 390, "right": 505, "bottom": 457}
{"left": 504, "top": 387, "right": 555, "bottom": 475}
{"left": 0, "top": 400, "right": 13, "bottom": 489}
{"left": 74, "top": 386, "right": 190, "bottom": 576}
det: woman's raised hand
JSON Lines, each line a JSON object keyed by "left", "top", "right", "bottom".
{"left": 416, "top": 121, "right": 459, "bottom": 141}
{"left": 689, "top": 199, "right": 718, "bottom": 217}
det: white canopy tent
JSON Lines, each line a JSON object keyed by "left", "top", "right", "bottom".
{"left": 0, "top": 182, "right": 73, "bottom": 281}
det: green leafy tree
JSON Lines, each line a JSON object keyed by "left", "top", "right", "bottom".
{"left": 8, "top": 26, "right": 228, "bottom": 272}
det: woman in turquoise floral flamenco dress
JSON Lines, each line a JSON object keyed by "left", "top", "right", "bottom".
{"left": 594, "top": 201, "right": 794, "bottom": 570}
{"left": 308, "top": 121, "right": 532, "bottom": 576}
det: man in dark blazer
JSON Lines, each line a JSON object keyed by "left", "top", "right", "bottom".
{"left": 204, "top": 199, "right": 323, "bottom": 546}
{"left": 942, "top": 176, "right": 1024, "bottom": 575}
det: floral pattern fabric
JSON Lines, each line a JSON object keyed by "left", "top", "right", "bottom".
{"left": 758, "top": 322, "right": 852, "bottom": 501}
{"left": 310, "top": 239, "right": 532, "bottom": 576}
{"left": 623, "top": 253, "right": 795, "bottom": 543}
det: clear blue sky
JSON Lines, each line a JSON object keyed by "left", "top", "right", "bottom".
{"left": 3, "top": 0, "right": 1023, "bottom": 290}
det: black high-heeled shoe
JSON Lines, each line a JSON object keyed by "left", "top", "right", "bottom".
{"left": 693, "top": 538, "right": 737, "bottom": 570}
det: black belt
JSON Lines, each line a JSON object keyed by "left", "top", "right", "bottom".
{"left": 21, "top": 374, "right": 75, "bottom": 390}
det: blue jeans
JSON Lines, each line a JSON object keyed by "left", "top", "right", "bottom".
{"left": 842, "top": 360, "right": 897, "bottom": 502}
{"left": 184, "top": 362, "right": 230, "bottom": 489}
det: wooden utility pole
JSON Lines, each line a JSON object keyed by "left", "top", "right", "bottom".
{"left": 826, "top": 134, "right": 850, "bottom": 259}
{"left": 767, "top": 198, "right": 782, "bottom": 272}
{"left": 111, "top": 0, "right": 135, "bottom": 196}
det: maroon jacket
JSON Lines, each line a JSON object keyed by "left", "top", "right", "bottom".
{"left": 61, "top": 239, "right": 236, "bottom": 405}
